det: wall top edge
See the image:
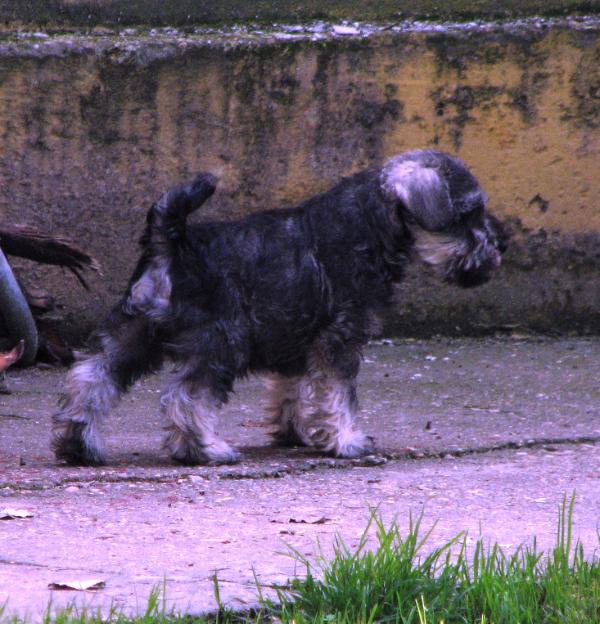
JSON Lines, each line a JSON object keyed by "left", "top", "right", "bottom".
{"left": 1, "top": 16, "right": 599, "bottom": 60}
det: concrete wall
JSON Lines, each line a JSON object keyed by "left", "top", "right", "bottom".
{"left": 1, "top": 20, "right": 600, "bottom": 340}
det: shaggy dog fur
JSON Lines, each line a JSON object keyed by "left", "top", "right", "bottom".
{"left": 53, "top": 150, "right": 506, "bottom": 466}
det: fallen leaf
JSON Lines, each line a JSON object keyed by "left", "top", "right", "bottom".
{"left": 48, "top": 579, "right": 106, "bottom": 591}
{"left": 0, "top": 340, "right": 25, "bottom": 373}
{"left": 289, "top": 516, "right": 331, "bottom": 525}
{"left": 0, "top": 509, "right": 34, "bottom": 520}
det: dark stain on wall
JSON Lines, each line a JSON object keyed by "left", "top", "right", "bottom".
{"left": 568, "top": 44, "right": 600, "bottom": 128}
{"left": 529, "top": 194, "right": 550, "bottom": 214}
{"left": 431, "top": 84, "right": 503, "bottom": 150}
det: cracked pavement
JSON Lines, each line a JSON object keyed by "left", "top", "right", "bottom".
{"left": 1, "top": 338, "right": 599, "bottom": 619}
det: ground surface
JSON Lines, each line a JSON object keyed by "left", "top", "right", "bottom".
{"left": 1, "top": 338, "right": 599, "bottom": 619}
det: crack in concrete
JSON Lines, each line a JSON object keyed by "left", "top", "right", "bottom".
{"left": 0, "top": 559, "right": 110, "bottom": 575}
{"left": 0, "top": 472, "right": 187, "bottom": 492}
{"left": 0, "top": 435, "right": 597, "bottom": 493}
{"left": 0, "top": 413, "right": 31, "bottom": 420}
{"left": 391, "top": 435, "right": 600, "bottom": 462}
{"left": 0, "top": 558, "right": 50, "bottom": 569}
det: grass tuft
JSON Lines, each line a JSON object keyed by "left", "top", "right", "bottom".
{"left": 265, "top": 493, "right": 600, "bottom": 623}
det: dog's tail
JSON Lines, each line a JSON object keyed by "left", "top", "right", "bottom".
{"left": 123, "top": 173, "right": 218, "bottom": 320}
{"left": 145, "top": 172, "right": 218, "bottom": 251}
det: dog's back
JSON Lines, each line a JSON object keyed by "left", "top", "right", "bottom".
{"left": 142, "top": 169, "right": 405, "bottom": 375}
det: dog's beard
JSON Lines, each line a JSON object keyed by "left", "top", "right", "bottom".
{"left": 413, "top": 228, "right": 501, "bottom": 287}
{"left": 413, "top": 229, "right": 467, "bottom": 269}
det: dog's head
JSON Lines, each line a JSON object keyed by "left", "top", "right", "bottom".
{"left": 381, "top": 150, "right": 507, "bottom": 288}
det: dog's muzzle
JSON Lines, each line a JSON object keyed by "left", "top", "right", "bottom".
{"left": 451, "top": 235, "right": 505, "bottom": 288}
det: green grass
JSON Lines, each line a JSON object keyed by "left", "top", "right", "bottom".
{"left": 1, "top": 585, "right": 202, "bottom": 624}
{"left": 268, "top": 493, "right": 600, "bottom": 623}
{"left": 2, "top": 494, "right": 599, "bottom": 624}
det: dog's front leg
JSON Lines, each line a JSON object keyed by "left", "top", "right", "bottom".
{"left": 161, "top": 376, "right": 240, "bottom": 465}
{"left": 304, "top": 373, "right": 374, "bottom": 458}
{"left": 265, "top": 374, "right": 308, "bottom": 447}
{"left": 267, "top": 352, "right": 374, "bottom": 458}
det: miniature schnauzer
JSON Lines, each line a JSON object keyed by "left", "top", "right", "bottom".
{"left": 53, "top": 150, "right": 506, "bottom": 466}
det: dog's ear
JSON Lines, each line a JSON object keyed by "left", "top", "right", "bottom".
{"left": 381, "top": 156, "right": 458, "bottom": 231}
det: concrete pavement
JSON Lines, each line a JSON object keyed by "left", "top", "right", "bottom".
{"left": 1, "top": 337, "right": 599, "bottom": 619}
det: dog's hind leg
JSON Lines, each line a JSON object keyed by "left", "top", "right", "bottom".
{"left": 52, "top": 316, "right": 162, "bottom": 465}
{"left": 162, "top": 374, "right": 240, "bottom": 466}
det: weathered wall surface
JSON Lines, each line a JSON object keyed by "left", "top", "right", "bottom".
{"left": 1, "top": 21, "right": 600, "bottom": 340}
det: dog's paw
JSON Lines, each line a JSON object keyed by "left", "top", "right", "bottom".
{"left": 52, "top": 424, "right": 107, "bottom": 466}
{"left": 334, "top": 432, "right": 375, "bottom": 459}
{"left": 203, "top": 440, "right": 241, "bottom": 465}
{"left": 168, "top": 437, "right": 240, "bottom": 466}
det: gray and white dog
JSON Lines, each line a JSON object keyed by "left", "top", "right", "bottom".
{"left": 53, "top": 150, "right": 506, "bottom": 466}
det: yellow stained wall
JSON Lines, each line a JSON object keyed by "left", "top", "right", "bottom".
{"left": 0, "top": 25, "right": 599, "bottom": 337}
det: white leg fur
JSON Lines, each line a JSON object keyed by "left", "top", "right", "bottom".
{"left": 317, "top": 378, "right": 372, "bottom": 458}
{"left": 162, "top": 383, "right": 240, "bottom": 465}
{"left": 53, "top": 353, "right": 120, "bottom": 464}
{"left": 266, "top": 350, "right": 373, "bottom": 458}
